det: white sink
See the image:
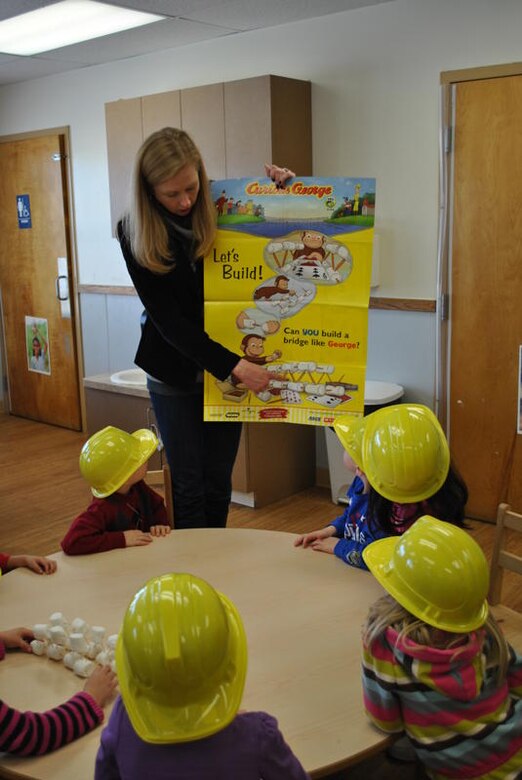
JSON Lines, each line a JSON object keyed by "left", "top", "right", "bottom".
{"left": 110, "top": 368, "right": 147, "bottom": 387}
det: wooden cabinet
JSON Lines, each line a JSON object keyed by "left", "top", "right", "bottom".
{"left": 84, "top": 375, "right": 316, "bottom": 508}
{"left": 105, "top": 74, "right": 312, "bottom": 233}
{"left": 83, "top": 377, "right": 163, "bottom": 470}
{"left": 232, "top": 423, "right": 316, "bottom": 508}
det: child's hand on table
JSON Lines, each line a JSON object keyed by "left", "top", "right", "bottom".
{"left": 83, "top": 665, "right": 118, "bottom": 708}
{"left": 294, "top": 527, "right": 336, "bottom": 548}
{"left": 7, "top": 554, "right": 57, "bottom": 575}
{"left": 0, "top": 627, "right": 34, "bottom": 653}
{"left": 150, "top": 525, "right": 171, "bottom": 537}
{"left": 310, "top": 537, "right": 338, "bottom": 555}
{"left": 123, "top": 530, "right": 153, "bottom": 547}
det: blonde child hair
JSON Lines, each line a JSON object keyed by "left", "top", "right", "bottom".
{"left": 363, "top": 593, "right": 510, "bottom": 686}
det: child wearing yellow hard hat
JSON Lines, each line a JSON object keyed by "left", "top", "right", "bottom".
{"left": 294, "top": 404, "right": 468, "bottom": 569}
{"left": 61, "top": 426, "right": 171, "bottom": 555}
{"left": 95, "top": 573, "right": 310, "bottom": 779}
{"left": 361, "top": 516, "right": 522, "bottom": 778}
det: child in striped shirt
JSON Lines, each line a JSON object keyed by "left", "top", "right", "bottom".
{"left": 0, "top": 626, "right": 116, "bottom": 756}
{"left": 361, "top": 516, "right": 522, "bottom": 779}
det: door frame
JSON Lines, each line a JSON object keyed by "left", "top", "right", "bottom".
{"left": 0, "top": 126, "right": 86, "bottom": 430}
{"left": 436, "top": 61, "right": 522, "bottom": 435}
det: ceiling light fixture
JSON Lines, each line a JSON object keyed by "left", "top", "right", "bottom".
{"left": 0, "top": 0, "right": 165, "bottom": 56}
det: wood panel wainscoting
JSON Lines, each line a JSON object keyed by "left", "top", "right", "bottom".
{"left": 2, "top": 413, "right": 521, "bottom": 780}
{"left": 78, "top": 284, "right": 436, "bottom": 312}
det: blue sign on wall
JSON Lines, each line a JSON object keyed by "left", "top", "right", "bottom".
{"left": 17, "top": 194, "right": 32, "bottom": 229}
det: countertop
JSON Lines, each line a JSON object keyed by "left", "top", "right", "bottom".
{"left": 83, "top": 373, "right": 150, "bottom": 398}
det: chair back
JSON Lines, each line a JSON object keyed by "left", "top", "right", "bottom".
{"left": 144, "top": 463, "right": 174, "bottom": 528}
{"left": 488, "top": 503, "right": 522, "bottom": 606}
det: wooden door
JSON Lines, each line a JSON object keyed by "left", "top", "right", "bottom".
{"left": 449, "top": 74, "right": 522, "bottom": 519}
{"left": 0, "top": 133, "right": 82, "bottom": 430}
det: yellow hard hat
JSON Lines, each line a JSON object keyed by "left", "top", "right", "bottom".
{"left": 333, "top": 414, "right": 366, "bottom": 469}
{"left": 361, "top": 404, "right": 450, "bottom": 502}
{"left": 79, "top": 425, "right": 158, "bottom": 497}
{"left": 363, "top": 516, "right": 489, "bottom": 633}
{"left": 116, "top": 573, "right": 247, "bottom": 744}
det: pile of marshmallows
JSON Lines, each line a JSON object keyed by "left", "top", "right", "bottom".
{"left": 31, "top": 612, "right": 118, "bottom": 678}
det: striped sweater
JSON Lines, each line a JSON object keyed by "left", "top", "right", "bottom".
{"left": 362, "top": 627, "right": 522, "bottom": 779}
{"left": 0, "top": 641, "right": 104, "bottom": 755}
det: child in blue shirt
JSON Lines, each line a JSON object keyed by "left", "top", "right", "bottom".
{"left": 294, "top": 446, "right": 381, "bottom": 569}
{"left": 295, "top": 405, "right": 465, "bottom": 570}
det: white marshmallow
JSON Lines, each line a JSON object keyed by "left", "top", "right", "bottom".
{"left": 49, "top": 612, "right": 68, "bottom": 627}
{"left": 49, "top": 626, "right": 68, "bottom": 646}
{"left": 33, "top": 624, "right": 49, "bottom": 641}
{"left": 69, "top": 633, "right": 88, "bottom": 653}
{"left": 85, "top": 642, "right": 102, "bottom": 660}
{"left": 70, "top": 618, "right": 88, "bottom": 635}
{"left": 64, "top": 651, "right": 82, "bottom": 670}
{"left": 30, "top": 640, "right": 47, "bottom": 656}
{"left": 106, "top": 634, "right": 118, "bottom": 650}
{"left": 90, "top": 626, "right": 106, "bottom": 643}
{"left": 73, "top": 658, "right": 95, "bottom": 678}
{"left": 95, "top": 650, "right": 111, "bottom": 666}
{"left": 47, "top": 643, "right": 66, "bottom": 661}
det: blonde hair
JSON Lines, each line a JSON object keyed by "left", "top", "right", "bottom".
{"left": 125, "top": 127, "right": 216, "bottom": 274}
{"left": 363, "top": 594, "right": 510, "bottom": 685}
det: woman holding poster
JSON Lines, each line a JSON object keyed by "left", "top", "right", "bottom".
{"left": 118, "top": 126, "right": 292, "bottom": 529}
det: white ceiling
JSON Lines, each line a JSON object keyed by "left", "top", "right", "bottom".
{"left": 0, "top": 0, "right": 394, "bottom": 86}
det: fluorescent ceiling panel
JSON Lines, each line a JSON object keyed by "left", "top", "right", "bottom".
{"left": 0, "top": 0, "right": 165, "bottom": 56}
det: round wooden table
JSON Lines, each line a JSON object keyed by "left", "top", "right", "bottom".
{"left": 0, "top": 529, "right": 389, "bottom": 778}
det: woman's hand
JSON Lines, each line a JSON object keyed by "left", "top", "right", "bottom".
{"left": 264, "top": 164, "right": 295, "bottom": 189}
{"left": 0, "top": 627, "right": 34, "bottom": 653}
{"left": 231, "top": 359, "right": 271, "bottom": 393}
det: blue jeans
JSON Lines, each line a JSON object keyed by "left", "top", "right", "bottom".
{"left": 149, "top": 385, "right": 242, "bottom": 529}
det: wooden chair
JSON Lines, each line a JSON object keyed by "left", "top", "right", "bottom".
{"left": 144, "top": 462, "right": 174, "bottom": 528}
{"left": 488, "top": 503, "right": 522, "bottom": 648}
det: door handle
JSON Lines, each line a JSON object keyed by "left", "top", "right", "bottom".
{"left": 56, "top": 257, "right": 71, "bottom": 319}
{"left": 55, "top": 274, "right": 69, "bottom": 301}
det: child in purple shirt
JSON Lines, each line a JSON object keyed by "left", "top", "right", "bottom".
{"left": 95, "top": 573, "right": 309, "bottom": 780}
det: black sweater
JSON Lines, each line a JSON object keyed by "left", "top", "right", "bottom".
{"left": 117, "top": 216, "right": 240, "bottom": 389}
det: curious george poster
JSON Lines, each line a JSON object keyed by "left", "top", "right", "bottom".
{"left": 204, "top": 176, "right": 376, "bottom": 426}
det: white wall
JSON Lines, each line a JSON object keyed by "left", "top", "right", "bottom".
{"left": 0, "top": 0, "right": 520, "bottom": 450}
